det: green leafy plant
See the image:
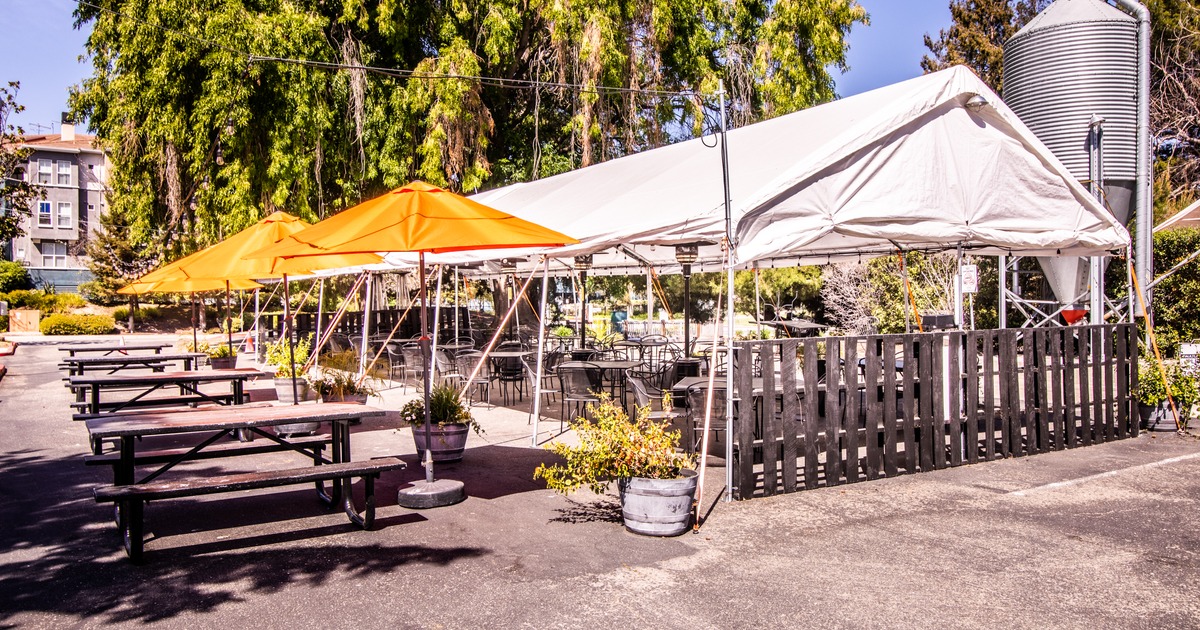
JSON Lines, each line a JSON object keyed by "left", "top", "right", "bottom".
{"left": 39, "top": 313, "right": 116, "bottom": 335}
{"left": 551, "top": 325, "right": 575, "bottom": 339}
{"left": 0, "top": 261, "right": 32, "bottom": 293}
{"left": 312, "top": 368, "right": 377, "bottom": 399}
{"left": 398, "top": 383, "right": 482, "bottom": 434}
{"left": 265, "top": 335, "right": 312, "bottom": 379}
{"left": 1137, "top": 360, "right": 1200, "bottom": 416}
{"left": 534, "top": 396, "right": 695, "bottom": 495}
{"left": 208, "top": 343, "right": 236, "bottom": 359}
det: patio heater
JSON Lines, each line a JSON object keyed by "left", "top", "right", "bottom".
{"left": 676, "top": 244, "right": 698, "bottom": 355}
{"left": 501, "top": 258, "right": 518, "bottom": 340}
{"left": 574, "top": 254, "right": 593, "bottom": 348}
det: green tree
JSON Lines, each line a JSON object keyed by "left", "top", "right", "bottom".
{"left": 71, "top": 0, "right": 867, "bottom": 264}
{"left": 81, "top": 206, "right": 159, "bottom": 310}
{"left": 921, "top": 0, "right": 1049, "bottom": 91}
{"left": 0, "top": 82, "right": 41, "bottom": 242}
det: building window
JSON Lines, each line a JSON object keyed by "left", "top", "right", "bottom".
{"left": 57, "top": 202, "right": 72, "bottom": 227}
{"left": 57, "top": 160, "right": 71, "bottom": 186}
{"left": 87, "top": 203, "right": 95, "bottom": 219}
{"left": 37, "top": 159, "right": 52, "bottom": 184}
{"left": 38, "top": 201, "right": 52, "bottom": 227}
{"left": 41, "top": 241, "right": 68, "bottom": 268}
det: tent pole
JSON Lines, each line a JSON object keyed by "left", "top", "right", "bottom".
{"left": 432, "top": 266, "right": 444, "bottom": 351}
{"left": 454, "top": 267, "right": 460, "bottom": 342}
{"left": 955, "top": 244, "right": 964, "bottom": 329}
{"left": 718, "top": 80, "right": 736, "bottom": 503}
{"left": 999, "top": 255, "right": 1007, "bottom": 329}
{"left": 358, "top": 272, "right": 374, "bottom": 378}
{"left": 646, "top": 266, "right": 654, "bottom": 339}
{"left": 531, "top": 256, "right": 551, "bottom": 445}
{"left": 419, "top": 254, "right": 435, "bottom": 483}
{"left": 579, "top": 269, "right": 587, "bottom": 348}
{"left": 253, "top": 288, "right": 260, "bottom": 364}
{"left": 315, "top": 279, "right": 325, "bottom": 369}
{"left": 754, "top": 267, "right": 763, "bottom": 340}
{"left": 284, "top": 273, "right": 298, "bottom": 405}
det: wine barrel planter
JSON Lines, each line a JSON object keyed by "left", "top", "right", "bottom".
{"left": 323, "top": 393, "right": 368, "bottom": 404}
{"left": 209, "top": 357, "right": 237, "bottom": 370}
{"left": 411, "top": 423, "right": 469, "bottom": 462}
{"left": 618, "top": 469, "right": 698, "bottom": 537}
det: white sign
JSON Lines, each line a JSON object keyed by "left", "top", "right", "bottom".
{"left": 961, "top": 264, "right": 978, "bottom": 294}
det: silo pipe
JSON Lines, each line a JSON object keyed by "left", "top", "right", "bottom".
{"left": 1111, "top": 0, "right": 1152, "bottom": 312}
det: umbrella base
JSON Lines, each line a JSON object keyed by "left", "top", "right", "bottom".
{"left": 397, "top": 478, "right": 465, "bottom": 509}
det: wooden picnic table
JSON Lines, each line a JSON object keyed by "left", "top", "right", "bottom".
{"left": 58, "top": 342, "right": 172, "bottom": 357}
{"left": 84, "top": 403, "right": 398, "bottom": 562}
{"left": 69, "top": 368, "right": 269, "bottom": 420}
{"left": 60, "top": 352, "right": 208, "bottom": 377}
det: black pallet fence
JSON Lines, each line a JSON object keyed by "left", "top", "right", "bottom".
{"left": 727, "top": 324, "right": 1138, "bottom": 500}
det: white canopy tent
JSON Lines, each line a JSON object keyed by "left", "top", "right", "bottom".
{"left": 372, "top": 65, "right": 1127, "bottom": 278}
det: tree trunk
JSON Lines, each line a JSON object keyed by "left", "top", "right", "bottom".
{"left": 126, "top": 296, "right": 137, "bottom": 332}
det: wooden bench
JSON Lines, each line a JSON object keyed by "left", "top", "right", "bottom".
{"left": 84, "top": 433, "right": 331, "bottom": 468}
{"left": 93, "top": 456, "right": 407, "bottom": 562}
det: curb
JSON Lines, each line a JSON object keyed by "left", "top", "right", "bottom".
{"left": 0, "top": 341, "right": 16, "bottom": 356}
{"left": 0, "top": 364, "right": 6, "bottom": 383}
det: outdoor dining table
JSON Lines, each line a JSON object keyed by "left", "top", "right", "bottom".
{"left": 59, "top": 342, "right": 171, "bottom": 357}
{"left": 558, "top": 359, "right": 642, "bottom": 403}
{"left": 70, "top": 368, "right": 269, "bottom": 420}
{"left": 61, "top": 352, "right": 208, "bottom": 377}
{"left": 85, "top": 402, "right": 392, "bottom": 561}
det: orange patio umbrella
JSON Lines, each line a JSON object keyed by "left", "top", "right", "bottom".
{"left": 247, "top": 181, "right": 577, "bottom": 498}
{"left": 121, "top": 212, "right": 381, "bottom": 359}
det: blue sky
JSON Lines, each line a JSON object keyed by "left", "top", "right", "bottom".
{"left": 1, "top": 0, "right": 952, "bottom": 132}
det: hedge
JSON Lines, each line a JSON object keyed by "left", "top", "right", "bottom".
{"left": 40, "top": 314, "right": 117, "bottom": 335}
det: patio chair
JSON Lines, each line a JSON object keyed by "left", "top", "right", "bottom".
{"left": 685, "top": 383, "right": 728, "bottom": 455}
{"left": 384, "top": 343, "right": 408, "bottom": 393}
{"left": 494, "top": 353, "right": 525, "bottom": 405}
{"left": 433, "top": 348, "right": 462, "bottom": 388}
{"left": 522, "top": 356, "right": 563, "bottom": 429}
{"left": 627, "top": 370, "right": 685, "bottom": 429}
{"left": 558, "top": 362, "right": 601, "bottom": 424}
{"left": 400, "top": 344, "right": 427, "bottom": 391}
{"left": 455, "top": 350, "right": 493, "bottom": 407}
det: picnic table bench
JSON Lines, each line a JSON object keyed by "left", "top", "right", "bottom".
{"left": 59, "top": 342, "right": 171, "bottom": 357}
{"left": 86, "top": 403, "right": 400, "bottom": 562}
{"left": 60, "top": 352, "right": 207, "bottom": 377}
{"left": 69, "top": 368, "right": 267, "bottom": 420}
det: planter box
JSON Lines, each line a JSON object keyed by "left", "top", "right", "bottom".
{"left": 411, "top": 423, "right": 469, "bottom": 462}
{"left": 209, "top": 356, "right": 237, "bottom": 370}
{"left": 618, "top": 469, "right": 698, "bottom": 537}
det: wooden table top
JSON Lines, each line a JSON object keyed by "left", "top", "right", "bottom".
{"left": 86, "top": 403, "right": 386, "bottom": 439}
{"left": 59, "top": 342, "right": 171, "bottom": 354}
{"left": 62, "top": 352, "right": 206, "bottom": 365}
{"left": 559, "top": 359, "right": 644, "bottom": 371}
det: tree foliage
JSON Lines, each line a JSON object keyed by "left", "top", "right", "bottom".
{"left": 921, "top": 0, "right": 1049, "bottom": 91}
{"left": 0, "top": 82, "right": 41, "bottom": 242}
{"left": 71, "top": 0, "right": 866, "bottom": 265}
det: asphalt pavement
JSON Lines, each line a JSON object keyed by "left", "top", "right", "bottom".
{"left": 2, "top": 335, "right": 1199, "bottom": 629}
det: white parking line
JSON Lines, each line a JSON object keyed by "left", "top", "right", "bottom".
{"left": 1009, "top": 451, "right": 1200, "bottom": 496}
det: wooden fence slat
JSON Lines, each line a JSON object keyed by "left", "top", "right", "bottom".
{"left": 865, "top": 338, "right": 883, "bottom": 480}
{"left": 966, "top": 333, "right": 981, "bottom": 464}
{"left": 931, "top": 334, "right": 947, "bottom": 470}
{"left": 983, "top": 331, "right": 997, "bottom": 461}
{"left": 1091, "top": 326, "right": 1106, "bottom": 444}
{"left": 1078, "top": 328, "right": 1092, "bottom": 446}
{"left": 1126, "top": 325, "right": 1139, "bottom": 437}
{"left": 1103, "top": 327, "right": 1116, "bottom": 441}
{"left": 1002, "top": 332, "right": 1020, "bottom": 458}
{"left": 1049, "top": 328, "right": 1064, "bottom": 451}
{"left": 824, "top": 339, "right": 844, "bottom": 486}
{"left": 802, "top": 341, "right": 821, "bottom": 490}
{"left": 902, "top": 336, "right": 918, "bottom": 474}
{"left": 1062, "top": 327, "right": 1077, "bottom": 448}
{"left": 1035, "top": 328, "right": 1050, "bottom": 455}
{"left": 780, "top": 340, "right": 799, "bottom": 493}
{"left": 844, "top": 340, "right": 861, "bottom": 483}
{"left": 736, "top": 344, "right": 756, "bottom": 500}
{"left": 919, "top": 336, "right": 936, "bottom": 470}
{"left": 948, "top": 333, "right": 963, "bottom": 467}
{"left": 760, "top": 343, "right": 779, "bottom": 497}
{"left": 882, "top": 337, "right": 899, "bottom": 477}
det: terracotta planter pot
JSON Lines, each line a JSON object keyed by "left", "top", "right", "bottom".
{"left": 411, "top": 422, "right": 469, "bottom": 463}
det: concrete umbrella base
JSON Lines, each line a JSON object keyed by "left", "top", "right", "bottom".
{"left": 397, "top": 478, "right": 466, "bottom": 509}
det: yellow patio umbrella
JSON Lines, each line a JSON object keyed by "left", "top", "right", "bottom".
{"left": 247, "top": 181, "right": 577, "bottom": 498}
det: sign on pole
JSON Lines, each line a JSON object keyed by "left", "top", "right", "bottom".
{"left": 961, "top": 264, "right": 978, "bottom": 294}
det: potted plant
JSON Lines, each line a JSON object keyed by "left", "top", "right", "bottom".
{"left": 534, "top": 396, "right": 698, "bottom": 537}
{"left": 1137, "top": 360, "right": 1199, "bottom": 431}
{"left": 398, "top": 383, "right": 483, "bottom": 463}
{"left": 313, "top": 368, "right": 377, "bottom": 404}
{"left": 265, "top": 334, "right": 313, "bottom": 405}
{"left": 207, "top": 343, "right": 238, "bottom": 370}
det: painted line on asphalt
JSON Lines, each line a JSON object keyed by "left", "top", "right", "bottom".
{"left": 1009, "top": 450, "right": 1200, "bottom": 496}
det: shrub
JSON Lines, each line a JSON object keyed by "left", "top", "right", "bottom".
{"left": 0, "top": 290, "right": 85, "bottom": 314}
{"left": 40, "top": 313, "right": 116, "bottom": 335}
{"left": 113, "top": 305, "right": 163, "bottom": 322}
{"left": 265, "top": 335, "right": 312, "bottom": 379}
{"left": 0, "top": 261, "right": 32, "bottom": 293}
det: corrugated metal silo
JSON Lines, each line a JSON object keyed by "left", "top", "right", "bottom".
{"left": 1002, "top": 0, "right": 1138, "bottom": 307}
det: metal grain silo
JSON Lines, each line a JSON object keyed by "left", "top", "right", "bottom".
{"left": 1002, "top": 0, "right": 1139, "bottom": 309}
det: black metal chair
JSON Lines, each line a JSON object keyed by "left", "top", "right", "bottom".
{"left": 627, "top": 370, "right": 685, "bottom": 429}
{"left": 384, "top": 343, "right": 408, "bottom": 393}
{"left": 685, "top": 383, "right": 727, "bottom": 455}
{"left": 456, "top": 350, "right": 493, "bottom": 407}
{"left": 558, "top": 362, "right": 601, "bottom": 423}
{"left": 522, "top": 356, "right": 563, "bottom": 429}
{"left": 400, "top": 344, "right": 427, "bottom": 391}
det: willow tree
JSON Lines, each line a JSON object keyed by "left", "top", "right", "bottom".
{"left": 71, "top": 0, "right": 866, "bottom": 263}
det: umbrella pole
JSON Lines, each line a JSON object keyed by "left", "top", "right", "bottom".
{"left": 358, "top": 272, "right": 373, "bottom": 378}
{"left": 316, "top": 279, "right": 325, "bottom": 369}
{"left": 284, "top": 273, "right": 299, "bottom": 405}
{"left": 253, "top": 288, "right": 261, "bottom": 364}
{"left": 226, "top": 280, "right": 233, "bottom": 358}
{"left": 454, "top": 267, "right": 460, "bottom": 342}
{"left": 191, "top": 292, "right": 198, "bottom": 351}
{"left": 531, "top": 257, "right": 551, "bottom": 446}
{"left": 420, "top": 253, "right": 435, "bottom": 483}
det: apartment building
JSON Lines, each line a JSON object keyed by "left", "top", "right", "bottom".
{"left": 5, "top": 123, "right": 109, "bottom": 292}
